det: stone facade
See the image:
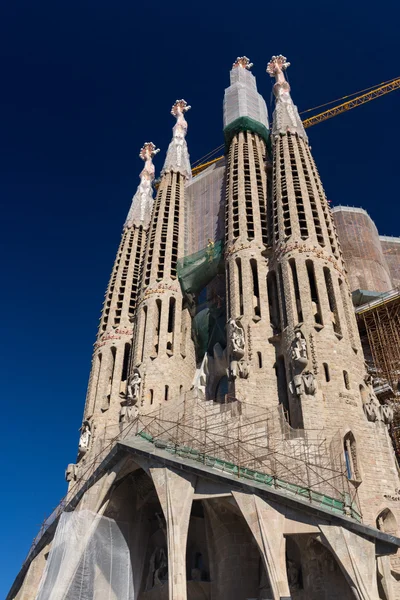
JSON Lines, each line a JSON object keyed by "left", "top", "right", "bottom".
{"left": 9, "top": 56, "right": 400, "bottom": 599}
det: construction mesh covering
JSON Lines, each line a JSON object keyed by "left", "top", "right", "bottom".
{"left": 177, "top": 240, "right": 224, "bottom": 298}
{"left": 35, "top": 509, "right": 134, "bottom": 600}
{"left": 332, "top": 206, "right": 393, "bottom": 293}
{"left": 184, "top": 159, "right": 225, "bottom": 256}
{"left": 223, "top": 66, "right": 269, "bottom": 133}
{"left": 380, "top": 236, "right": 400, "bottom": 288}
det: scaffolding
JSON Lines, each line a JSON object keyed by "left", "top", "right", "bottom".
{"left": 356, "top": 288, "right": 400, "bottom": 454}
{"left": 25, "top": 394, "right": 363, "bottom": 566}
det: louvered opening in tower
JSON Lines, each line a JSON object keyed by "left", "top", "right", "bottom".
{"left": 296, "top": 136, "right": 325, "bottom": 247}
{"left": 243, "top": 133, "right": 255, "bottom": 240}
{"left": 288, "top": 134, "right": 308, "bottom": 240}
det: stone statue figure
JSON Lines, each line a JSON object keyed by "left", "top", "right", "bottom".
{"left": 229, "top": 319, "right": 245, "bottom": 356}
{"left": 146, "top": 547, "right": 168, "bottom": 590}
{"left": 302, "top": 371, "right": 316, "bottom": 395}
{"left": 78, "top": 421, "right": 91, "bottom": 454}
{"left": 127, "top": 369, "right": 141, "bottom": 403}
{"left": 228, "top": 318, "right": 247, "bottom": 380}
{"left": 119, "top": 403, "right": 138, "bottom": 424}
{"left": 287, "top": 559, "right": 300, "bottom": 590}
{"left": 291, "top": 331, "right": 308, "bottom": 365}
{"left": 65, "top": 463, "right": 77, "bottom": 482}
{"left": 289, "top": 374, "right": 304, "bottom": 397}
{"left": 363, "top": 399, "right": 380, "bottom": 422}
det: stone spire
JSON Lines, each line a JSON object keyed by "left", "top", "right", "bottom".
{"left": 124, "top": 142, "right": 160, "bottom": 230}
{"left": 161, "top": 99, "right": 192, "bottom": 180}
{"left": 267, "top": 54, "right": 308, "bottom": 141}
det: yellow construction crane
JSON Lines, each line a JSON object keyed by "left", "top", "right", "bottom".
{"left": 191, "top": 77, "right": 400, "bottom": 177}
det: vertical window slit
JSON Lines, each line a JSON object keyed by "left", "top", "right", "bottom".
{"left": 267, "top": 271, "right": 281, "bottom": 335}
{"left": 236, "top": 257, "right": 244, "bottom": 316}
{"left": 306, "top": 260, "right": 323, "bottom": 325}
{"left": 250, "top": 259, "right": 261, "bottom": 317}
{"left": 323, "top": 267, "right": 341, "bottom": 335}
{"left": 167, "top": 297, "right": 176, "bottom": 355}
{"left": 289, "top": 258, "right": 303, "bottom": 323}
{"left": 278, "top": 264, "right": 288, "bottom": 329}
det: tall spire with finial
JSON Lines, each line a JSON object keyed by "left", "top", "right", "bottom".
{"left": 267, "top": 54, "right": 307, "bottom": 141}
{"left": 124, "top": 142, "right": 160, "bottom": 230}
{"left": 161, "top": 99, "right": 192, "bottom": 180}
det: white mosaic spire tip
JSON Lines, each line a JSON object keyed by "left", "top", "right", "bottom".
{"left": 267, "top": 54, "right": 308, "bottom": 142}
{"left": 162, "top": 100, "right": 192, "bottom": 180}
{"left": 124, "top": 141, "right": 159, "bottom": 230}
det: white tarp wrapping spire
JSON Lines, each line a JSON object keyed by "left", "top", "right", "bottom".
{"left": 223, "top": 56, "right": 269, "bottom": 130}
{"left": 161, "top": 99, "right": 192, "bottom": 180}
{"left": 267, "top": 54, "right": 308, "bottom": 142}
{"left": 124, "top": 142, "right": 160, "bottom": 230}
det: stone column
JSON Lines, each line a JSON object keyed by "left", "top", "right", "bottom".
{"left": 319, "top": 524, "right": 380, "bottom": 600}
{"left": 233, "top": 491, "right": 291, "bottom": 600}
{"left": 150, "top": 466, "right": 196, "bottom": 600}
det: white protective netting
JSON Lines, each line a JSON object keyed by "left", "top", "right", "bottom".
{"left": 223, "top": 66, "right": 269, "bottom": 130}
{"left": 35, "top": 510, "right": 134, "bottom": 600}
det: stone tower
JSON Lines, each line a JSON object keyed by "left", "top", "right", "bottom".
{"left": 76, "top": 142, "right": 159, "bottom": 463}
{"left": 223, "top": 57, "right": 278, "bottom": 406}
{"left": 131, "top": 100, "right": 196, "bottom": 412}
{"left": 267, "top": 55, "right": 399, "bottom": 525}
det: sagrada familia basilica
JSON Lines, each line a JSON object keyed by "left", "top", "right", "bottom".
{"left": 8, "top": 55, "right": 400, "bottom": 600}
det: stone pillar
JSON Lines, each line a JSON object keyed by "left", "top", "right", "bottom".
{"left": 233, "top": 491, "right": 291, "bottom": 600}
{"left": 319, "top": 524, "right": 380, "bottom": 599}
{"left": 150, "top": 466, "right": 196, "bottom": 600}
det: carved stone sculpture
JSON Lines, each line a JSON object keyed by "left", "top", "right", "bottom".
{"left": 363, "top": 400, "right": 379, "bottom": 422}
{"left": 291, "top": 331, "right": 308, "bottom": 366}
{"left": 287, "top": 558, "right": 300, "bottom": 590}
{"left": 78, "top": 421, "right": 91, "bottom": 455}
{"left": 127, "top": 369, "right": 141, "bottom": 403}
{"left": 289, "top": 374, "right": 304, "bottom": 397}
{"left": 65, "top": 463, "right": 77, "bottom": 482}
{"left": 146, "top": 547, "right": 168, "bottom": 590}
{"left": 302, "top": 371, "right": 316, "bottom": 395}
{"left": 380, "top": 403, "right": 394, "bottom": 425}
{"left": 119, "top": 403, "right": 138, "bottom": 424}
{"left": 229, "top": 318, "right": 245, "bottom": 357}
{"left": 228, "top": 318, "right": 247, "bottom": 380}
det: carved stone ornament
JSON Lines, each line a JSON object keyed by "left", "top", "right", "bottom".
{"left": 146, "top": 547, "right": 168, "bottom": 591}
{"left": 289, "top": 375, "right": 304, "bottom": 397}
{"left": 238, "top": 360, "right": 250, "bottom": 379}
{"left": 302, "top": 371, "right": 316, "bottom": 395}
{"left": 363, "top": 398, "right": 381, "bottom": 423}
{"left": 228, "top": 318, "right": 245, "bottom": 358}
{"left": 78, "top": 420, "right": 91, "bottom": 455}
{"left": 65, "top": 463, "right": 77, "bottom": 482}
{"left": 291, "top": 331, "right": 308, "bottom": 366}
{"left": 380, "top": 403, "right": 394, "bottom": 425}
{"left": 232, "top": 56, "right": 253, "bottom": 70}
{"left": 127, "top": 368, "right": 141, "bottom": 404}
{"left": 119, "top": 403, "right": 139, "bottom": 424}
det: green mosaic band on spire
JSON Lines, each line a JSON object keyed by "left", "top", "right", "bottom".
{"left": 223, "top": 116, "right": 270, "bottom": 150}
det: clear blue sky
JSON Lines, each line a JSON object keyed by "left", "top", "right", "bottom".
{"left": 1, "top": 0, "right": 399, "bottom": 595}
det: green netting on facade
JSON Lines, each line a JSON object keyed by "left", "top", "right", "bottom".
{"left": 177, "top": 239, "right": 224, "bottom": 297}
{"left": 193, "top": 303, "right": 226, "bottom": 360}
{"left": 223, "top": 116, "right": 271, "bottom": 151}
